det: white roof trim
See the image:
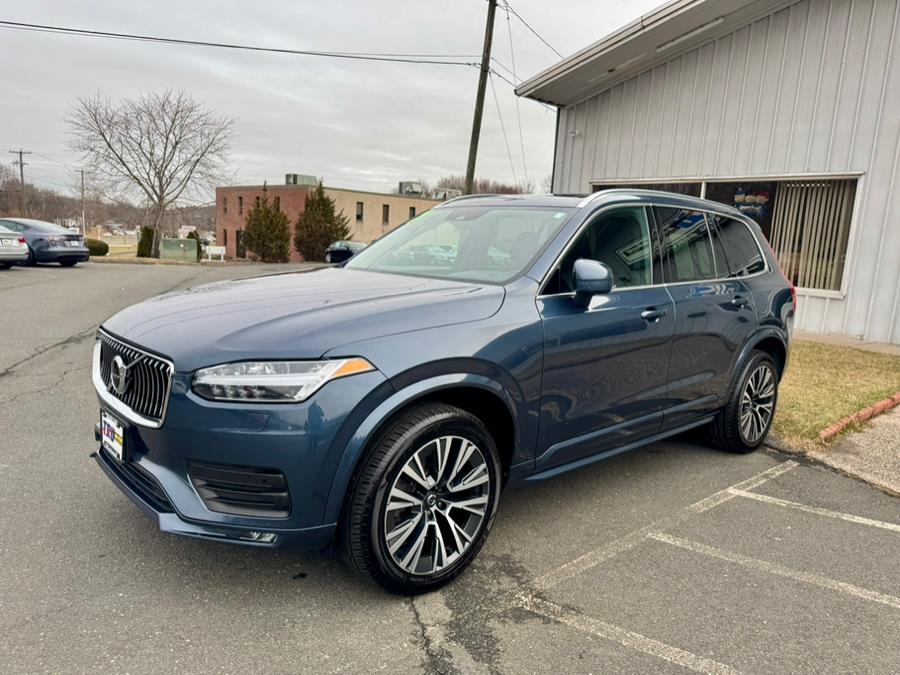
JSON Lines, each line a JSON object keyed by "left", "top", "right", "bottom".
{"left": 516, "top": 0, "right": 794, "bottom": 106}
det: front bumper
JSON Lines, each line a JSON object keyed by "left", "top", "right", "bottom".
{"left": 93, "top": 366, "right": 388, "bottom": 550}
{"left": 92, "top": 444, "right": 336, "bottom": 549}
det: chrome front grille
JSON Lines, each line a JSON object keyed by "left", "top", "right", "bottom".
{"left": 97, "top": 331, "right": 173, "bottom": 425}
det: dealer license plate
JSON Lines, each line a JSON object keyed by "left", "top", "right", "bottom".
{"left": 101, "top": 411, "right": 125, "bottom": 462}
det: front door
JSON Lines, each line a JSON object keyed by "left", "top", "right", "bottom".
{"left": 652, "top": 207, "right": 759, "bottom": 429}
{"left": 536, "top": 206, "right": 674, "bottom": 472}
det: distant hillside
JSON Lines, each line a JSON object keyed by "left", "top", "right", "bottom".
{"left": 0, "top": 164, "right": 213, "bottom": 233}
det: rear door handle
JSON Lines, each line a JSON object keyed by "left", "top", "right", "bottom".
{"left": 731, "top": 296, "right": 749, "bottom": 308}
{"left": 641, "top": 308, "right": 667, "bottom": 322}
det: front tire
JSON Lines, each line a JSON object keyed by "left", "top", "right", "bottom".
{"left": 59, "top": 260, "right": 78, "bottom": 267}
{"left": 340, "top": 403, "right": 502, "bottom": 594}
{"left": 708, "top": 350, "right": 778, "bottom": 454}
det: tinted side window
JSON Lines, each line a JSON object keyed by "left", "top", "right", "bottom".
{"left": 654, "top": 207, "right": 716, "bottom": 283}
{"left": 707, "top": 214, "right": 767, "bottom": 277}
{"left": 546, "top": 207, "right": 652, "bottom": 294}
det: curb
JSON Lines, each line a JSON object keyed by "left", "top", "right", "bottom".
{"left": 818, "top": 391, "right": 900, "bottom": 442}
{"left": 90, "top": 257, "right": 252, "bottom": 266}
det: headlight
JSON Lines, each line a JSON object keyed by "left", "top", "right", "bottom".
{"left": 192, "top": 358, "right": 375, "bottom": 402}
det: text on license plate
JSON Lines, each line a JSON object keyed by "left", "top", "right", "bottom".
{"left": 101, "top": 411, "right": 125, "bottom": 462}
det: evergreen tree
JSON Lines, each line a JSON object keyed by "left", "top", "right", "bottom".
{"left": 242, "top": 185, "right": 291, "bottom": 263}
{"left": 136, "top": 226, "right": 154, "bottom": 258}
{"left": 294, "top": 181, "right": 350, "bottom": 261}
{"left": 186, "top": 229, "right": 202, "bottom": 261}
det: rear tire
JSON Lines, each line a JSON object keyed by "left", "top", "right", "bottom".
{"left": 339, "top": 403, "right": 502, "bottom": 594}
{"left": 708, "top": 350, "right": 778, "bottom": 454}
{"left": 0, "top": 262, "right": 11, "bottom": 270}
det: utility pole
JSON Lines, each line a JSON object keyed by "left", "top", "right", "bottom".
{"left": 464, "top": 0, "right": 497, "bottom": 195}
{"left": 80, "top": 169, "right": 87, "bottom": 237}
{"left": 9, "top": 149, "right": 32, "bottom": 216}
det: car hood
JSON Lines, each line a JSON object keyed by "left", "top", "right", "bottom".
{"left": 103, "top": 268, "right": 505, "bottom": 371}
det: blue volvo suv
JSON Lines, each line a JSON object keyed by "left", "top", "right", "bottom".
{"left": 92, "top": 190, "right": 794, "bottom": 593}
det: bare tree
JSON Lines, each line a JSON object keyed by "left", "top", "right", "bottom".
{"left": 435, "top": 174, "right": 534, "bottom": 195}
{"left": 68, "top": 90, "right": 233, "bottom": 256}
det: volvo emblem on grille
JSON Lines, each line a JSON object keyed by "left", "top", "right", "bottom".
{"left": 110, "top": 355, "right": 130, "bottom": 395}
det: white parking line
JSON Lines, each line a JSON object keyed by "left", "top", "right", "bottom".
{"left": 729, "top": 489, "right": 900, "bottom": 533}
{"left": 532, "top": 460, "right": 798, "bottom": 590}
{"left": 689, "top": 460, "right": 799, "bottom": 513}
{"left": 648, "top": 531, "right": 900, "bottom": 610}
{"left": 518, "top": 595, "right": 738, "bottom": 675}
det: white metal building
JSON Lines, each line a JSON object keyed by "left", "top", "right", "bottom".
{"left": 518, "top": 0, "right": 900, "bottom": 344}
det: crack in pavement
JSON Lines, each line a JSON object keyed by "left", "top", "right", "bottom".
{"left": 0, "top": 326, "right": 99, "bottom": 380}
{"left": 408, "top": 597, "right": 460, "bottom": 675}
{"left": 0, "top": 266, "right": 209, "bottom": 381}
{"left": 0, "top": 364, "right": 92, "bottom": 405}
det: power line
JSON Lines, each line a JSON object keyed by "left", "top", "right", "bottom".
{"left": 489, "top": 68, "right": 555, "bottom": 113}
{"left": 490, "top": 56, "right": 519, "bottom": 83}
{"left": 488, "top": 73, "right": 518, "bottom": 186}
{"left": 0, "top": 20, "right": 482, "bottom": 67}
{"left": 501, "top": 1, "right": 563, "bottom": 59}
{"left": 503, "top": 2, "right": 529, "bottom": 185}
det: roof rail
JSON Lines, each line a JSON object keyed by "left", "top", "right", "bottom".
{"left": 435, "top": 193, "right": 518, "bottom": 207}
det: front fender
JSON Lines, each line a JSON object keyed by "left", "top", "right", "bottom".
{"left": 321, "top": 371, "right": 527, "bottom": 526}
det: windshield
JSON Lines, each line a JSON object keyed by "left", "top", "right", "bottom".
{"left": 346, "top": 205, "right": 574, "bottom": 284}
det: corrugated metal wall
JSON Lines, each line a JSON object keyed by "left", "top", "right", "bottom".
{"left": 554, "top": 0, "right": 900, "bottom": 344}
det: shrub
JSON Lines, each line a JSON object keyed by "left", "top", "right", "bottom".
{"left": 244, "top": 188, "right": 291, "bottom": 262}
{"left": 85, "top": 238, "right": 109, "bottom": 256}
{"left": 137, "top": 226, "right": 154, "bottom": 258}
{"left": 294, "top": 181, "right": 350, "bottom": 261}
{"left": 186, "top": 230, "right": 202, "bottom": 261}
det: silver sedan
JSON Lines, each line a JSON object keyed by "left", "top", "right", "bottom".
{"left": 0, "top": 224, "right": 29, "bottom": 268}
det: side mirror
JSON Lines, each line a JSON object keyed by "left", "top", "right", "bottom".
{"left": 573, "top": 258, "right": 613, "bottom": 306}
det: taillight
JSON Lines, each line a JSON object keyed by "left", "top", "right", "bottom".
{"left": 18, "top": 237, "right": 26, "bottom": 245}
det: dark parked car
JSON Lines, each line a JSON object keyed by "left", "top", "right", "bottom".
{"left": 0, "top": 217, "right": 90, "bottom": 266}
{"left": 0, "top": 224, "right": 29, "bottom": 268}
{"left": 91, "top": 190, "right": 794, "bottom": 593}
{"left": 324, "top": 240, "right": 367, "bottom": 263}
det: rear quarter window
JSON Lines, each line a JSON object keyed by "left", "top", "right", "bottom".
{"left": 707, "top": 214, "right": 767, "bottom": 277}
{"left": 654, "top": 207, "right": 717, "bottom": 283}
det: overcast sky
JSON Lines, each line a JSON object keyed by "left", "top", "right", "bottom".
{"left": 1, "top": 0, "right": 661, "bottom": 201}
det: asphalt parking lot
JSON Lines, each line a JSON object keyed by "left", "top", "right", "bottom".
{"left": 1, "top": 262, "right": 898, "bottom": 674}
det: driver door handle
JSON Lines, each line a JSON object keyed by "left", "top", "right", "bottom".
{"left": 641, "top": 308, "right": 667, "bottom": 322}
{"left": 731, "top": 296, "right": 749, "bottom": 308}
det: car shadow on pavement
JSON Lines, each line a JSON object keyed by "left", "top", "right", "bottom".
{"left": 83, "top": 437, "right": 754, "bottom": 606}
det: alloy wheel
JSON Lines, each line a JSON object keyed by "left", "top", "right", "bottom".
{"left": 740, "top": 364, "right": 775, "bottom": 444}
{"left": 382, "top": 435, "right": 491, "bottom": 576}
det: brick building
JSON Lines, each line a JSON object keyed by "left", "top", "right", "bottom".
{"left": 215, "top": 180, "right": 441, "bottom": 262}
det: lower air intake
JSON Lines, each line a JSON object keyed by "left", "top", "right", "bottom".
{"left": 188, "top": 462, "right": 290, "bottom": 518}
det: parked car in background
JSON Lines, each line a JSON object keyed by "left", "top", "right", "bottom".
{"left": 90, "top": 190, "right": 794, "bottom": 594}
{"left": 0, "top": 218, "right": 90, "bottom": 267}
{"left": 324, "top": 240, "right": 367, "bottom": 263}
{"left": 0, "top": 224, "right": 29, "bottom": 268}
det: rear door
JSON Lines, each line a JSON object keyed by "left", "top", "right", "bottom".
{"left": 536, "top": 205, "right": 674, "bottom": 472}
{"left": 652, "top": 207, "right": 759, "bottom": 430}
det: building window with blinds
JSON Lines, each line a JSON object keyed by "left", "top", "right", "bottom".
{"left": 768, "top": 179, "right": 856, "bottom": 292}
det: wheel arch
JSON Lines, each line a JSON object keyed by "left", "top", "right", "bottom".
{"left": 736, "top": 328, "right": 789, "bottom": 380}
{"left": 322, "top": 372, "right": 524, "bottom": 527}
